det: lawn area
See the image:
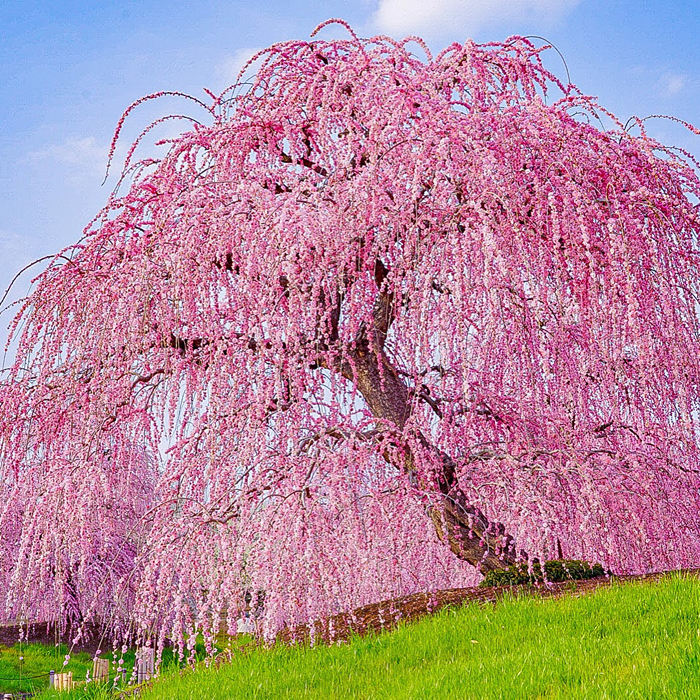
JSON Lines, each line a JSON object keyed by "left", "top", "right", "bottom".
{"left": 18, "top": 573, "right": 700, "bottom": 699}
{"left": 0, "top": 641, "right": 95, "bottom": 697}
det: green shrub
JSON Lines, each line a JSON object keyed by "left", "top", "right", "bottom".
{"left": 480, "top": 559, "right": 605, "bottom": 587}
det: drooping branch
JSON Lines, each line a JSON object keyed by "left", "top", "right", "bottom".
{"left": 332, "top": 326, "right": 521, "bottom": 571}
{"left": 172, "top": 248, "right": 522, "bottom": 571}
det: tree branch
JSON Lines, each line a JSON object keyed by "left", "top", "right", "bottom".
{"left": 371, "top": 258, "right": 395, "bottom": 349}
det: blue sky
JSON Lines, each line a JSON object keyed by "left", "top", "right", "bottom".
{"left": 1, "top": 0, "right": 700, "bottom": 347}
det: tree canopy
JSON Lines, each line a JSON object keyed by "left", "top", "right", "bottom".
{"left": 2, "top": 20, "right": 700, "bottom": 647}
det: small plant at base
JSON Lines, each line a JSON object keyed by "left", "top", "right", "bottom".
{"left": 480, "top": 559, "right": 605, "bottom": 587}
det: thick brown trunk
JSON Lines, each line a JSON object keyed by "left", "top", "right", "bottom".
{"left": 338, "top": 346, "right": 522, "bottom": 573}
{"left": 428, "top": 484, "right": 519, "bottom": 572}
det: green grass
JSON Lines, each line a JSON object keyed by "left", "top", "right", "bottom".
{"left": 21, "top": 574, "right": 700, "bottom": 699}
{"left": 0, "top": 641, "right": 95, "bottom": 696}
{"left": 0, "top": 638, "right": 229, "bottom": 698}
{"left": 3, "top": 633, "right": 246, "bottom": 699}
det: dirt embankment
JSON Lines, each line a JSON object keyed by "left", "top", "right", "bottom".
{"left": 277, "top": 568, "right": 700, "bottom": 645}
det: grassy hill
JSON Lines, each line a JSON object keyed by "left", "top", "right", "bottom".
{"left": 22, "top": 572, "right": 700, "bottom": 699}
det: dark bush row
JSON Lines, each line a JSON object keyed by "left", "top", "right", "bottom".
{"left": 481, "top": 559, "right": 605, "bottom": 587}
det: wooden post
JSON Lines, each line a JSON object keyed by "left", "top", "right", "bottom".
{"left": 93, "top": 657, "right": 109, "bottom": 683}
{"left": 136, "top": 647, "right": 155, "bottom": 683}
{"left": 54, "top": 671, "right": 73, "bottom": 690}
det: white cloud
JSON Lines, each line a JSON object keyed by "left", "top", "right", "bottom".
{"left": 27, "top": 132, "right": 177, "bottom": 187}
{"left": 29, "top": 136, "right": 111, "bottom": 180}
{"left": 215, "top": 47, "right": 266, "bottom": 91}
{"left": 371, "top": 0, "right": 580, "bottom": 41}
{"left": 658, "top": 71, "right": 687, "bottom": 98}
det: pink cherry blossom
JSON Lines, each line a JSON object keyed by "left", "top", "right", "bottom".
{"left": 2, "top": 21, "right": 700, "bottom": 650}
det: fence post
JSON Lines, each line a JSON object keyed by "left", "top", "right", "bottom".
{"left": 93, "top": 657, "right": 109, "bottom": 683}
{"left": 55, "top": 671, "right": 73, "bottom": 690}
{"left": 136, "top": 647, "right": 155, "bottom": 683}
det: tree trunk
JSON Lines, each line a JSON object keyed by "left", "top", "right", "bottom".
{"left": 428, "top": 480, "right": 519, "bottom": 572}
{"left": 338, "top": 345, "right": 522, "bottom": 573}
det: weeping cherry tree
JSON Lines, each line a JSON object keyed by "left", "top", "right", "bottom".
{"left": 2, "top": 20, "right": 700, "bottom": 646}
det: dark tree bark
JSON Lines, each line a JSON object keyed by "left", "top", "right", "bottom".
{"left": 336, "top": 338, "right": 521, "bottom": 573}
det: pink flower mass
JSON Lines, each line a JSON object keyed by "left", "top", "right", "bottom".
{"left": 2, "top": 20, "right": 700, "bottom": 650}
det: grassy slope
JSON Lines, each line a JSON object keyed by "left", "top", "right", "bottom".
{"left": 32, "top": 574, "right": 700, "bottom": 699}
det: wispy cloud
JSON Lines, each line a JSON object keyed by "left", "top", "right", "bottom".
{"left": 28, "top": 136, "right": 111, "bottom": 181}
{"left": 26, "top": 133, "right": 175, "bottom": 187}
{"left": 658, "top": 71, "right": 688, "bottom": 98}
{"left": 371, "top": 0, "right": 581, "bottom": 41}
{"left": 215, "top": 47, "right": 266, "bottom": 92}
{"left": 631, "top": 65, "right": 693, "bottom": 102}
